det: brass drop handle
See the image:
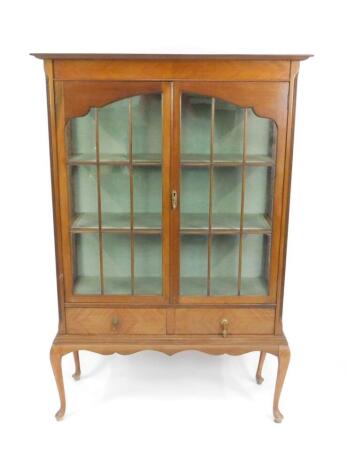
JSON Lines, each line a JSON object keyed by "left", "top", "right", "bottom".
{"left": 171, "top": 190, "right": 178, "bottom": 209}
{"left": 111, "top": 316, "right": 119, "bottom": 330}
{"left": 220, "top": 318, "right": 229, "bottom": 338}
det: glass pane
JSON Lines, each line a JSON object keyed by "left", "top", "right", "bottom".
{"left": 135, "top": 235, "right": 162, "bottom": 294}
{"left": 244, "top": 167, "right": 273, "bottom": 229}
{"left": 214, "top": 100, "right": 243, "bottom": 162}
{"left": 181, "top": 94, "right": 211, "bottom": 162}
{"left": 247, "top": 109, "right": 277, "bottom": 163}
{"left": 103, "top": 233, "right": 131, "bottom": 294}
{"left": 211, "top": 235, "right": 239, "bottom": 295}
{"left": 71, "top": 166, "right": 98, "bottom": 228}
{"left": 180, "top": 235, "right": 208, "bottom": 295}
{"left": 181, "top": 167, "right": 209, "bottom": 229}
{"left": 73, "top": 233, "right": 100, "bottom": 294}
{"left": 99, "top": 100, "right": 128, "bottom": 162}
{"left": 134, "top": 167, "right": 162, "bottom": 228}
{"left": 68, "top": 110, "right": 96, "bottom": 162}
{"left": 212, "top": 167, "right": 242, "bottom": 229}
{"left": 67, "top": 92, "right": 165, "bottom": 296}
{"left": 100, "top": 165, "right": 130, "bottom": 228}
{"left": 241, "top": 234, "right": 270, "bottom": 295}
{"left": 179, "top": 95, "right": 276, "bottom": 298}
{"left": 133, "top": 94, "right": 162, "bottom": 162}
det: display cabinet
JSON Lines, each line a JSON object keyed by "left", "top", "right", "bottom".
{"left": 32, "top": 53, "right": 311, "bottom": 421}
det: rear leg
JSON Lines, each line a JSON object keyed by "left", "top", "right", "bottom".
{"left": 256, "top": 351, "right": 266, "bottom": 384}
{"left": 72, "top": 351, "right": 81, "bottom": 381}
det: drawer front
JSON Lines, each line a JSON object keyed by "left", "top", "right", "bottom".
{"left": 66, "top": 308, "right": 166, "bottom": 335}
{"left": 174, "top": 308, "right": 275, "bottom": 335}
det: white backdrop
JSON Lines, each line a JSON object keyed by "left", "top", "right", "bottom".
{"left": 1, "top": 1, "right": 346, "bottom": 469}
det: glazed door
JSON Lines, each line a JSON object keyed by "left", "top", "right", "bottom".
{"left": 57, "top": 82, "right": 171, "bottom": 303}
{"left": 172, "top": 82, "right": 289, "bottom": 304}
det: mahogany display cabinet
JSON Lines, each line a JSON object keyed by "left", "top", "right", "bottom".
{"left": 32, "top": 53, "right": 311, "bottom": 421}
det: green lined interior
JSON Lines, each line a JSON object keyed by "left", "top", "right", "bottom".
{"left": 179, "top": 93, "right": 276, "bottom": 296}
{"left": 68, "top": 92, "right": 276, "bottom": 297}
{"left": 69, "top": 94, "right": 163, "bottom": 295}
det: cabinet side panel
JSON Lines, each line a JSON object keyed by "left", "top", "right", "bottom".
{"left": 275, "top": 61, "right": 300, "bottom": 334}
{"left": 44, "top": 60, "right": 66, "bottom": 333}
{"left": 54, "top": 80, "right": 75, "bottom": 305}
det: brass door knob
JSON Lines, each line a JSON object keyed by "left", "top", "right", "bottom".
{"left": 111, "top": 316, "right": 119, "bottom": 330}
{"left": 220, "top": 318, "right": 229, "bottom": 338}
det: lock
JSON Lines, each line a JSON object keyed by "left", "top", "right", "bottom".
{"left": 171, "top": 190, "right": 178, "bottom": 209}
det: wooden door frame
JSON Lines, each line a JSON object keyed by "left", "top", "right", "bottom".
{"left": 55, "top": 80, "right": 172, "bottom": 304}
{"left": 171, "top": 81, "right": 289, "bottom": 305}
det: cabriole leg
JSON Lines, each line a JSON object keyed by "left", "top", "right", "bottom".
{"left": 256, "top": 351, "right": 266, "bottom": 384}
{"left": 273, "top": 345, "right": 291, "bottom": 423}
{"left": 50, "top": 345, "right": 66, "bottom": 421}
{"left": 72, "top": 351, "right": 81, "bottom": 381}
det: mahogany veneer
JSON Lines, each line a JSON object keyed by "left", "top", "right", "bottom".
{"left": 33, "top": 53, "right": 311, "bottom": 422}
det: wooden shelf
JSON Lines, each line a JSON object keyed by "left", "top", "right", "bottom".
{"left": 71, "top": 213, "right": 270, "bottom": 233}
{"left": 74, "top": 275, "right": 267, "bottom": 296}
{"left": 181, "top": 153, "right": 274, "bottom": 166}
{"left": 69, "top": 152, "right": 272, "bottom": 166}
{"left": 69, "top": 153, "right": 162, "bottom": 166}
{"left": 180, "top": 276, "right": 268, "bottom": 296}
{"left": 71, "top": 212, "right": 162, "bottom": 232}
{"left": 74, "top": 276, "right": 162, "bottom": 295}
{"left": 181, "top": 213, "right": 271, "bottom": 233}
{"left": 71, "top": 213, "right": 271, "bottom": 233}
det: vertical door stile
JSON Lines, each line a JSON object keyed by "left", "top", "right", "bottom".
{"left": 95, "top": 108, "right": 105, "bottom": 294}
{"left": 128, "top": 98, "right": 135, "bottom": 295}
{"left": 207, "top": 98, "right": 215, "bottom": 296}
{"left": 267, "top": 128, "right": 276, "bottom": 294}
{"left": 237, "top": 108, "right": 248, "bottom": 295}
{"left": 163, "top": 82, "right": 173, "bottom": 302}
{"left": 171, "top": 83, "right": 180, "bottom": 303}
